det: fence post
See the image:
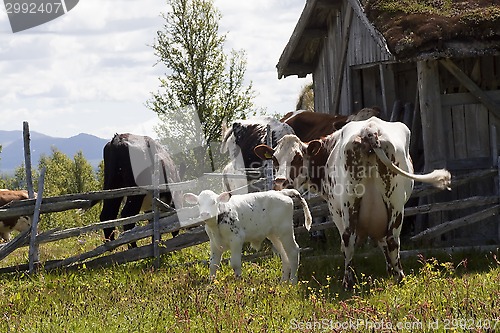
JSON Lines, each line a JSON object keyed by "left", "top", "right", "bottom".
{"left": 23, "top": 121, "right": 35, "bottom": 198}
{"left": 152, "top": 155, "right": 161, "bottom": 269}
{"left": 265, "top": 124, "right": 273, "bottom": 191}
{"left": 29, "top": 167, "right": 45, "bottom": 274}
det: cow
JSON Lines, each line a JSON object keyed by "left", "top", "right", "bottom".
{"left": 183, "top": 189, "right": 312, "bottom": 284}
{"left": 220, "top": 116, "right": 294, "bottom": 192}
{"left": 254, "top": 117, "right": 451, "bottom": 289}
{"left": 279, "top": 107, "right": 382, "bottom": 241}
{"left": 0, "top": 189, "right": 32, "bottom": 241}
{"left": 98, "top": 133, "right": 182, "bottom": 248}
{"left": 280, "top": 107, "right": 380, "bottom": 142}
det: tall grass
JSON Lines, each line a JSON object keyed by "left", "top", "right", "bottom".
{"left": 0, "top": 233, "right": 499, "bottom": 332}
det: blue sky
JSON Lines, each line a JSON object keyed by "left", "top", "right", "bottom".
{"left": 0, "top": 0, "right": 311, "bottom": 139}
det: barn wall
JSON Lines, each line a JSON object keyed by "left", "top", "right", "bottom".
{"left": 308, "top": 1, "right": 500, "bottom": 246}
{"left": 313, "top": 1, "right": 395, "bottom": 116}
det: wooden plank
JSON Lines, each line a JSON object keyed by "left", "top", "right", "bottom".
{"left": 451, "top": 105, "right": 467, "bottom": 159}
{"left": 439, "top": 58, "right": 500, "bottom": 120}
{"left": 380, "top": 64, "right": 397, "bottom": 118}
{"left": 404, "top": 196, "right": 499, "bottom": 216}
{"left": 74, "top": 228, "right": 210, "bottom": 271}
{"left": 441, "top": 90, "right": 500, "bottom": 106}
{"left": 29, "top": 168, "right": 45, "bottom": 274}
{"left": 332, "top": 5, "right": 353, "bottom": 115}
{"left": 152, "top": 156, "right": 160, "bottom": 269}
{"left": 410, "top": 204, "right": 500, "bottom": 242}
{"left": 446, "top": 157, "right": 492, "bottom": 170}
{"left": 417, "top": 60, "right": 447, "bottom": 170}
{"left": 0, "top": 229, "right": 30, "bottom": 261}
{"left": 0, "top": 200, "right": 92, "bottom": 220}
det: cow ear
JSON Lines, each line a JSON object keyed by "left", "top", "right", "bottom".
{"left": 183, "top": 193, "right": 199, "bottom": 205}
{"left": 217, "top": 192, "right": 232, "bottom": 203}
{"left": 307, "top": 140, "right": 322, "bottom": 156}
{"left": 254, "top": 144, "right": 274, "bottom": 160}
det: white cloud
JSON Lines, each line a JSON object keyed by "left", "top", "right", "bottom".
{"left": 0, "top": 0, "right": 310, "bottom": 140}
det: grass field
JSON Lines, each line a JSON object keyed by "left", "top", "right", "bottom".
{"left": 0, "top": 230, "right": 499, "bottom": 332}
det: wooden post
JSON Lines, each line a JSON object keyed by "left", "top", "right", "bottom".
{"left": 331, "top": 4, "right": 353, "bottom": 115}
{"left": 23, "top": 122, "right": 35, "bottom": 199}
{"left": 29, "top": 167, "right": 45, "bottom": 274}
{"left": 152, "top": 155, "right": 160, "bottom": 269}
{"left": 265, "top": 124, "right": 273, "bottom": 191}
{"left": 417, "top": 60, "right": 447, "bottom": 171}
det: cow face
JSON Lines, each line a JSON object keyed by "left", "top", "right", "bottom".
{"left": 184, "top": 190, "right": 231, "bottom": 221}
{"left": 255, "top": 134, "right": 322, "bottom": 190}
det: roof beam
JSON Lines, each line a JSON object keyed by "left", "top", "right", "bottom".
{"left": 281, "top": 63, "right": 315, "bottom": 78}
{"left": 439, "top": 58, "right": 500, "bottom": 120}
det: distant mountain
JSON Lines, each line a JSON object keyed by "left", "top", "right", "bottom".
{"left": 0, "top": 130, "right": 109, "bottom": 174}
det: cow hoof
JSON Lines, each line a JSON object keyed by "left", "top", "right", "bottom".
{"left": 342, "top": 271, "right": 356, "bottom": 291}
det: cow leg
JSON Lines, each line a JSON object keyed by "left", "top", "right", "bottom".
{"left": 341, "top": 228, "right": 357, "bottom": 290}
{"left": 120, "top": 195, "right": 145, "bottom": 248}
{"left": 229, "top": 238, "right": 244, "bottom": 278}
{"left": 209, "top": 242, "right": 223, "bottom": 279}
{"left": 272, "top": 234, "right": 300, "bottom": 284}
{"left": 100, "top": 197, "right": 122, "bottom": 242}
{"left": 378, "top": 235, "right": 405, "bottom": 284}
{"left": 269, "top": 235, "right": 290, "bottom": 282}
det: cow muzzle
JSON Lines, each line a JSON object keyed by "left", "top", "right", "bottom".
{"left": 274, "top": 178, "right": 287, "bottom": 190}
{"left": 200, "top": 212, "right": 212, "bottom": 220}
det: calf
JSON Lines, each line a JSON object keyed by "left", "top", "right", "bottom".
{"left": 0, "top": 189, "right": 32, "bottom": 241}
{"left": 184, "top": 189, "right": 312, "bottom": 284}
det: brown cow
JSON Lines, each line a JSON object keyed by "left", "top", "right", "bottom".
{"left": 280, "top": 107, "right": 380, "bottom": 142}
{"left": 0, "top": 189, "right": 32, "bottom": 241}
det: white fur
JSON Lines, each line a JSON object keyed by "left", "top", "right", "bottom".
{"left": 184, "top": 189, "right": 311, "bottom": 284}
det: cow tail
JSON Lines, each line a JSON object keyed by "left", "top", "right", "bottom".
{"left": 281, "top": 189, "right": 312, "bottom": 231}
{"left": 372, "top": 147, "right": 451, "bottom": 190}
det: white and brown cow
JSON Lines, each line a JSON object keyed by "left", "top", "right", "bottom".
{"left": 255, "top": 117, "right": 451, "bottom": 289}
{"left": 0, "top": 189, "right": 32, "bottom": 241}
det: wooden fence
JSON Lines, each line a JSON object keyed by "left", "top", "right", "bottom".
{"left": 0, "top": 122, "right": 499, "bottom": 274}
{"left": 1, "top": 166, "right": 499, "bottom": 274}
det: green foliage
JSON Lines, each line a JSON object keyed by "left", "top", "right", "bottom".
{"left": 34, "top": 148, "right": 101, "bottom": 230}
{"left": 148, "top": 0, "right": 255, "bottom": 176}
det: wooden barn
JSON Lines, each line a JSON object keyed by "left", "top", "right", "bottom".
{"left": 277, "top": 0, "right": 500, "bottom": 247}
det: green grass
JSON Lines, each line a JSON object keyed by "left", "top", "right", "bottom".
{"left": 0, "top": 233, "right": 499, "bottom": 332}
